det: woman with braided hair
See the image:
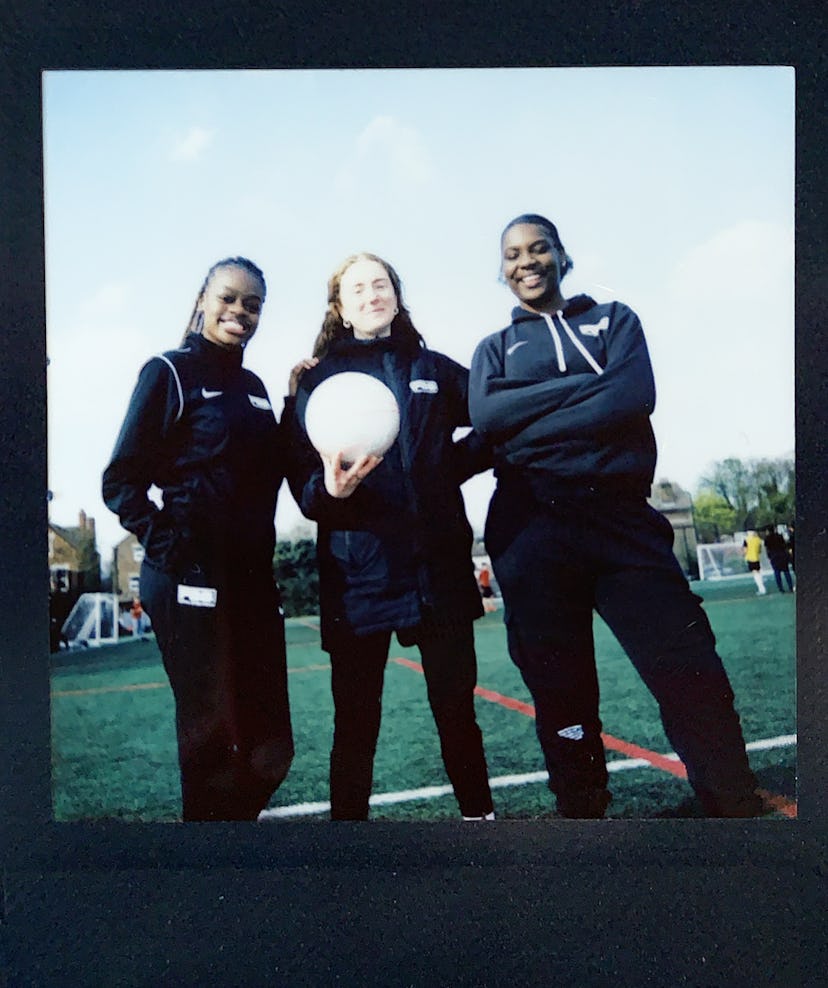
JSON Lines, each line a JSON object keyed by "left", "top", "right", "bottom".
{"left": 103, "top": 257, "right": 295, "bottom": 821}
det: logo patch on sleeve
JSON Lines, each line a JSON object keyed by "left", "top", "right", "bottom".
{"left": 248, "top": 394, "right": 272, "bottom": 410}
{"left": 578, "top": 316, "right": 609, "bottom": 337}
{"left": 409, "top": 379, "right": 438, "bottom": 394}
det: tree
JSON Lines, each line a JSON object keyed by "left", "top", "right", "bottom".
{"left": 273, "top": 539, "right": 319, "bottom": 617}
{"left": 692, "top": 490, "right": 738, "bottom": 543}
{"left": 698, "top": 457, "right": 754, "bottom": 528}
{"left": 752, "top": 457, "right": 796, "bottom": 527}
{"left": 695, "top": 455, "right": 794, "bottom": 536}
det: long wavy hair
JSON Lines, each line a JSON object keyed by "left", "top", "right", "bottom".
{"left": 311, "top": 252, "right": 425, "bottom": 359}
{"left": 180, "top": 256, "right": 267, "bottom": 346}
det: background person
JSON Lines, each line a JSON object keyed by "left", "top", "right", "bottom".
{"left": 744, "top": 530, "right": 767, "bottom": 595}
{"left": 129, "top": 597, "right": 149, "bottom": 638}
{"left": 763, "top": 525, "right": 794, "bottom": 593}
{"left": 469, "top": 213, "right": 764, "bottom": 819}
{"left": 477, "top": 565, "right": 497, "bottom": 613}
{"left": 287, "top": 252, "right": 494, "bottom": 822}
{"left": 102, "top": 257, "right": 294, "bottom": 822}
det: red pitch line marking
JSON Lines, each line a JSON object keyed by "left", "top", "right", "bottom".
{"left": 52, "top": 662, "right": 331, "bottom": 697}
{"left": 393, "top": 656, "right": 685, "bottom": 775}
{"left": 755, "top": 788, "right": 797, "bottom": 819}
{"left": 52, "top": 681, "right": 168, "bottom": 697}
{"left": 391, "top": 657, "right": 798, "bottom": 816}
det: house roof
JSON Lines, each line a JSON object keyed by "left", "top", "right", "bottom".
{"left": 49, "top": 522, "right": 90, "bottom": 551}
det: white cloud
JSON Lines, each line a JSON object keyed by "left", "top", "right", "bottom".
{"left": 75, "top": 281, "right": 130, "bottom": 320}
{"left": 667, "top": 220, "right": 793, "bottom": 305}
{"left": 335, "top": 115, "right": 433, "bottom": 193}
{"left": 645, "top": 219, "right": 795, "bottom": 492}
{"left": 170, "top": 126, "right": 216, "bottom": 162}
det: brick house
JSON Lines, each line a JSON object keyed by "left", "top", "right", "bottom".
{"left": 48, "top": 510, "right": 102, "bottom": 650}
{"left": 648, "top": 478, "right": 699, "bottom": 578}
{"left": 112, "top": 531, "right": 145, "bottom": 601}
{"left": 48, "top": 509, "right": 101, "bottom": 594}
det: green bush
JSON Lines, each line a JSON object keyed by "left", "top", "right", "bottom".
{"left": 274, "top": 538, "right": 319, "bottom": 617}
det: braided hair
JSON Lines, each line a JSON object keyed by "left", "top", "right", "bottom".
{"left": 500, "top": 213, "right": 574, "bottom": 278}
{"left": 311, "top": 252, "right": 425, "bottom": 359}
{"left": 181, "top": 256, "right": 267, "bottom": 346}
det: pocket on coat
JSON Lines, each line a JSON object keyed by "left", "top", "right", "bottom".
{"left": 329, "top": 530, "right": 389, "bottom": 584}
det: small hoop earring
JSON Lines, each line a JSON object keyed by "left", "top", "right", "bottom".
{"left": 393, "top": 307, "right": 399, "bottom": 316}
{"left": 343, "top": 319, "right": 352, "bottom": 329}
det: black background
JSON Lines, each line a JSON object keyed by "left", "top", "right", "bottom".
{"left": 2, "top": 2, "right": 826, "bottom": 984}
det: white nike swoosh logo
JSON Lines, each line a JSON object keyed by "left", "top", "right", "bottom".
{"left": 248, "top": 394, "right": 272, "bottom": 410}
{"left": 202, "top": 388, "right": 223, "bottom": 399}
{"left": 506, "top": 340, "right": 529, "bottom": 356}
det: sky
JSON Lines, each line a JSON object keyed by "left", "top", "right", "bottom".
{"left": 42, "top": 66, "right": 795, "bottom": 567}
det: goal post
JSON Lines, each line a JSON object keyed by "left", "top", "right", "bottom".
{"left": 696, "top": 542, "right": 772, "bottom": 581}
{"left": 61, "top": 592, "right": 120, "bottom": 647}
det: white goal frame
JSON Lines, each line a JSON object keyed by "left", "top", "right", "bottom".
{"left": 696, "top": 542, "right": 772, "bottom": 581}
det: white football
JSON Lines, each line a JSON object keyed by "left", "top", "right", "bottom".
{"left": 304, "top": 371, "right": 400, "bottom": 464}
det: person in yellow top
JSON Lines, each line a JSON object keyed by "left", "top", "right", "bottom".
{"left": 743, "top": 531, "right": 767, "bottom": 595}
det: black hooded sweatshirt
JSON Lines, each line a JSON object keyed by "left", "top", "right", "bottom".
{"left": 469, "top": 294, "right": 657, "bottom": 503}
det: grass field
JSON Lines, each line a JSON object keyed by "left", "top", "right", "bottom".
{"left": 50, "top": 576, "right": 796, "bottom": 822}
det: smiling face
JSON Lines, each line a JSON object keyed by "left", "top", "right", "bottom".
{"left": 501, "top": 222, "right": 567, "bottom": 313}
{"left": 336, "top": 257, "right": 398, "bottom": 340}
{"left": 198, "top": 264, "right": 265, "bottom": 349}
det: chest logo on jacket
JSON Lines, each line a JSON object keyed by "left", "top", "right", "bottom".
{"left": 409, "top": 379, "right": 439, "bottom": 394}
{"left": 578, "top": 316, "right": 609, "bottom": 337}
{"left": 202, "top": 388, "right": 223, "bottom": 399}
{"left": 506, "top": 340, "right": 529, "bottom": 356}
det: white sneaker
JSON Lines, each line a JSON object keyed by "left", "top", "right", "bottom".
{"left": 462, "top": 811, "right": 495, "bottom": 821}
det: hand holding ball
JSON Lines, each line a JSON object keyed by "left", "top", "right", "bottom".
{"left": 304, "top": 372, "right": 400, "bottom": 466}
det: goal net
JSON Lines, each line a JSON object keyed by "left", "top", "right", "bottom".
{"left": 61, "top": 592, "right": 120, "bottom": 647}
{"left": 696, "top": 542, "right": 771, "bottom": 581}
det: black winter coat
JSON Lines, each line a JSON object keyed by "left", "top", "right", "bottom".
{"left": 287, "top": 333, "right": 488, "bottom": 647}
{"left": 102, "top": 332, "right": 284, "bottom": 576}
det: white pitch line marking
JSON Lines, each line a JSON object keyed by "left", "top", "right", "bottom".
{"left": 258, "top": 735, "right": 796, "bottom": 819}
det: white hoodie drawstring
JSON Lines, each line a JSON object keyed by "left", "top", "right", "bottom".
{"left": 541, "top": 312, "right": 567, "bottom": 372}
{"left": 542, "top": 311, "right": 604, "bottom": 376}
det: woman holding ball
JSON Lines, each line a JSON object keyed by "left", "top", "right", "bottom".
{"left": 468, "top": 214, "right": 764, "bottom": 818}
{"left": 103, "top": 257, "right": 294, "bottom": 821}
{"left": 287, "top": 252, "right": 495, "bottom": 821}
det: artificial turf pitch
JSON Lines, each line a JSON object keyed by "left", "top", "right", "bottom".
{"left": 50, "top": 576, "right": 796, "bottom": 822}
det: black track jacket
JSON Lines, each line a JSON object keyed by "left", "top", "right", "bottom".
{"left": 102, "top": 332, "right": 284, "bottom": 575}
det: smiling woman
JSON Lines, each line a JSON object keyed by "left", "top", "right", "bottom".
{"left": 181, "top": 260, "right": 264, "bottom": 348}
{"left": 284, "top": 251, "right": 496, "bottom": 822}
{"left": 197, "top": 270, "right": 263, "bottom": 349}
{"left": 101, "top": 256, "right": 296, "bottom": 822}
{"left": 468, "top": 213, "right": 768, "bottom": 819}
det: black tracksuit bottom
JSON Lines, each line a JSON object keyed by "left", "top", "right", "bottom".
{"left": 485, "top": 485, "right": 762, "bottom": 818}
{"left": 140, "top": 560, "right": 294, "bottom": 821}
{"left": 327, "top": 624, "right": 494, "bottom": 820}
